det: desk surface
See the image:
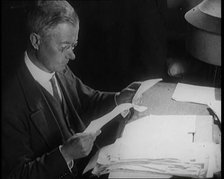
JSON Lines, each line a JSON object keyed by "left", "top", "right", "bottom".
{"left": 142, "top": 82, "right": 209, "bottom": 115}
{"left": 98, "top": 82, "right": 221, "bottom": 178}
{"left": 131, "top": 82, "right": 221, "bottom": 144}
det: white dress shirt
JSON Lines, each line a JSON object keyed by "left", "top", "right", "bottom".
{"left": 24, "top": 51, "right": 62, "bottom": 101}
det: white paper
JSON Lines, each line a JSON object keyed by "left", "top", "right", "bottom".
{"left": 172, "top": 83, "right": 221, "bottom": 123}
{"left": 96, "top": 142, "right": 213, "bottom": 178}
{"left": 121, "top": 78, "right": 162, "bottom": 118}
{"left": 109, "top": 170, "right": 172, "bottom": 178}
{"left": 172, "top": 83, "right": 221, "bottom": 105}
{"left": 93, "top": 115, "right": 219, "bottom": 178}
{"left": 84, "top": 103, "right": 147, "bottom": 133}
{"left": 98, "top": 115, "right": 198, "bottom": 162}
{"left": 132, "top": 78, "right": 162, "bottom": 105}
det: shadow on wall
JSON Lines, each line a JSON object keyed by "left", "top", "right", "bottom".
{"left": 165, "top": 0, "right": 203, "bottom": 56}
{"left": 1, "top": 1, "right": 28, "bottom": 88}
{"left": 69, "top": 0, "right": 168, "bottom": 90}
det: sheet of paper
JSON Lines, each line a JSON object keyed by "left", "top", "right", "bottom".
{"left": 121, "top": 78, "right": 162, "bottom": 118}
{"left": 84, "top": 103, "right": 147, "bottom": 133}
{"left": 172, "top": 83, "right": 221, "bottom": 105}
{"left": 132, "top": 78, "right": 162, "bottom": 105}
{"left": 121, "top": 115, "right": 196, "bottom": 145}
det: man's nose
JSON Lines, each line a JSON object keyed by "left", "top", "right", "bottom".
{"left": 67, "top": 50, "right": 76, "bottom": 60}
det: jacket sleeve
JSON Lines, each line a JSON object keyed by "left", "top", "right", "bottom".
{"left": 63, "top": 67, "right": 125, "bottom": 147}
{"left": 2, "top": 111, "right": 72, "bottom": 179}
{"left": 64, "top": 67, "right": 117, "bottom": 123}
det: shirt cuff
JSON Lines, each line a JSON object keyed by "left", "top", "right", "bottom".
{"left": 59, "top": 145, "right": 74, "bottom": 173}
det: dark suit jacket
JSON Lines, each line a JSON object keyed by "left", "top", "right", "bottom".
{"left": 2, "top": 59, "right": 118, "bottom": 179}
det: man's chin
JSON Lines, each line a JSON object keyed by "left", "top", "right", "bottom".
{"left": 55, "top": 65, "right": 67, "bottom": 72}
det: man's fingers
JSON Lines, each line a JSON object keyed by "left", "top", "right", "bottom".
{"left": 70, "top": 132, "right": 97, "bottom": 141}
{"left": 80, "top": 130, "right": 101, "bottom": 142}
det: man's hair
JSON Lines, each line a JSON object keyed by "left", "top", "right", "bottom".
{"left": 26, "top": 0, "right": 79, "bottom": 36}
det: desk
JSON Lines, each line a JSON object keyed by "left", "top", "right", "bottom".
{"left": 131, "top": 82, "right": 221, "bottom": 144}
{"left": 138, "top": 82, "right": 209, "bottom": 115}
{"left": 90, "top": 82, "right": 221, "bottom": 178}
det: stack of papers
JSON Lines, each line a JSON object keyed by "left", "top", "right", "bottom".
{"left": 172, "top": 83, "right": 221, "bottom": 122}
{"left": 90, "top": 115, "right": 221, "bottom": 178}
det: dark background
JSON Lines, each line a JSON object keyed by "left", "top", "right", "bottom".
{"left": 1, "top": 0, "right": 219, "bottom": 92}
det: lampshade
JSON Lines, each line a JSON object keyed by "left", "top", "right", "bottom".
{"left": 184, "top": 0, "right": 221, "bottom": 66}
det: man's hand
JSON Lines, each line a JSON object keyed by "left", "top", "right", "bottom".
{"left": 60, "top": 130, "right": 101, "bottom": 163}
{"left": 115, "top": 82, "right": 141, "bottom": 105}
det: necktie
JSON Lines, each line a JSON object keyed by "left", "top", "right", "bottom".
{"left": 50, "top": 75, "right": 72, "bottom": 141}
{"left": 50, "top": 75, "right": 61, "bottom": 103}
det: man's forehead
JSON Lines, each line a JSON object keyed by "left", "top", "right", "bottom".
{"left": 52, "top": 22, "right": 79, "bottom": 32}
{"left": 48, "top": 23, "right": 79, "bottom": 41}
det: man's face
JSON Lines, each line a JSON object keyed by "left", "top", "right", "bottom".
{"left": 37, "top": 22, "right": 79, "bottom": 73}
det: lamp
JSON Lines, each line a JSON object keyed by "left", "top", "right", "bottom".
{"left": 184, "top": 0, "right": 221, "bottom": 66}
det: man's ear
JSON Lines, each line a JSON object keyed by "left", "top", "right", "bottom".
{"left": 30, "top": 33, "right": 41, "bottom": 50}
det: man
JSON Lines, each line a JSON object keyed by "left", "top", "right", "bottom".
{"left": 2, "top": 1, "right": 140, "bottom": 179}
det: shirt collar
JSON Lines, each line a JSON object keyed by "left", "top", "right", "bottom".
{"left": 24, "top": 51, "right": 55, "bottom": 83}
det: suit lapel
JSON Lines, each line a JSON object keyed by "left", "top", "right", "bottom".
{"left": 17, "top": 61, "right": 62, "bottom": 148}
{"left": 56, "top": 70, "right": 86, "bottom": 132}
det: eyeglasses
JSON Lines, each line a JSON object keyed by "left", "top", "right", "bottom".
{"left": 60, "top": 42, "right": 78, "bottom": 53}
